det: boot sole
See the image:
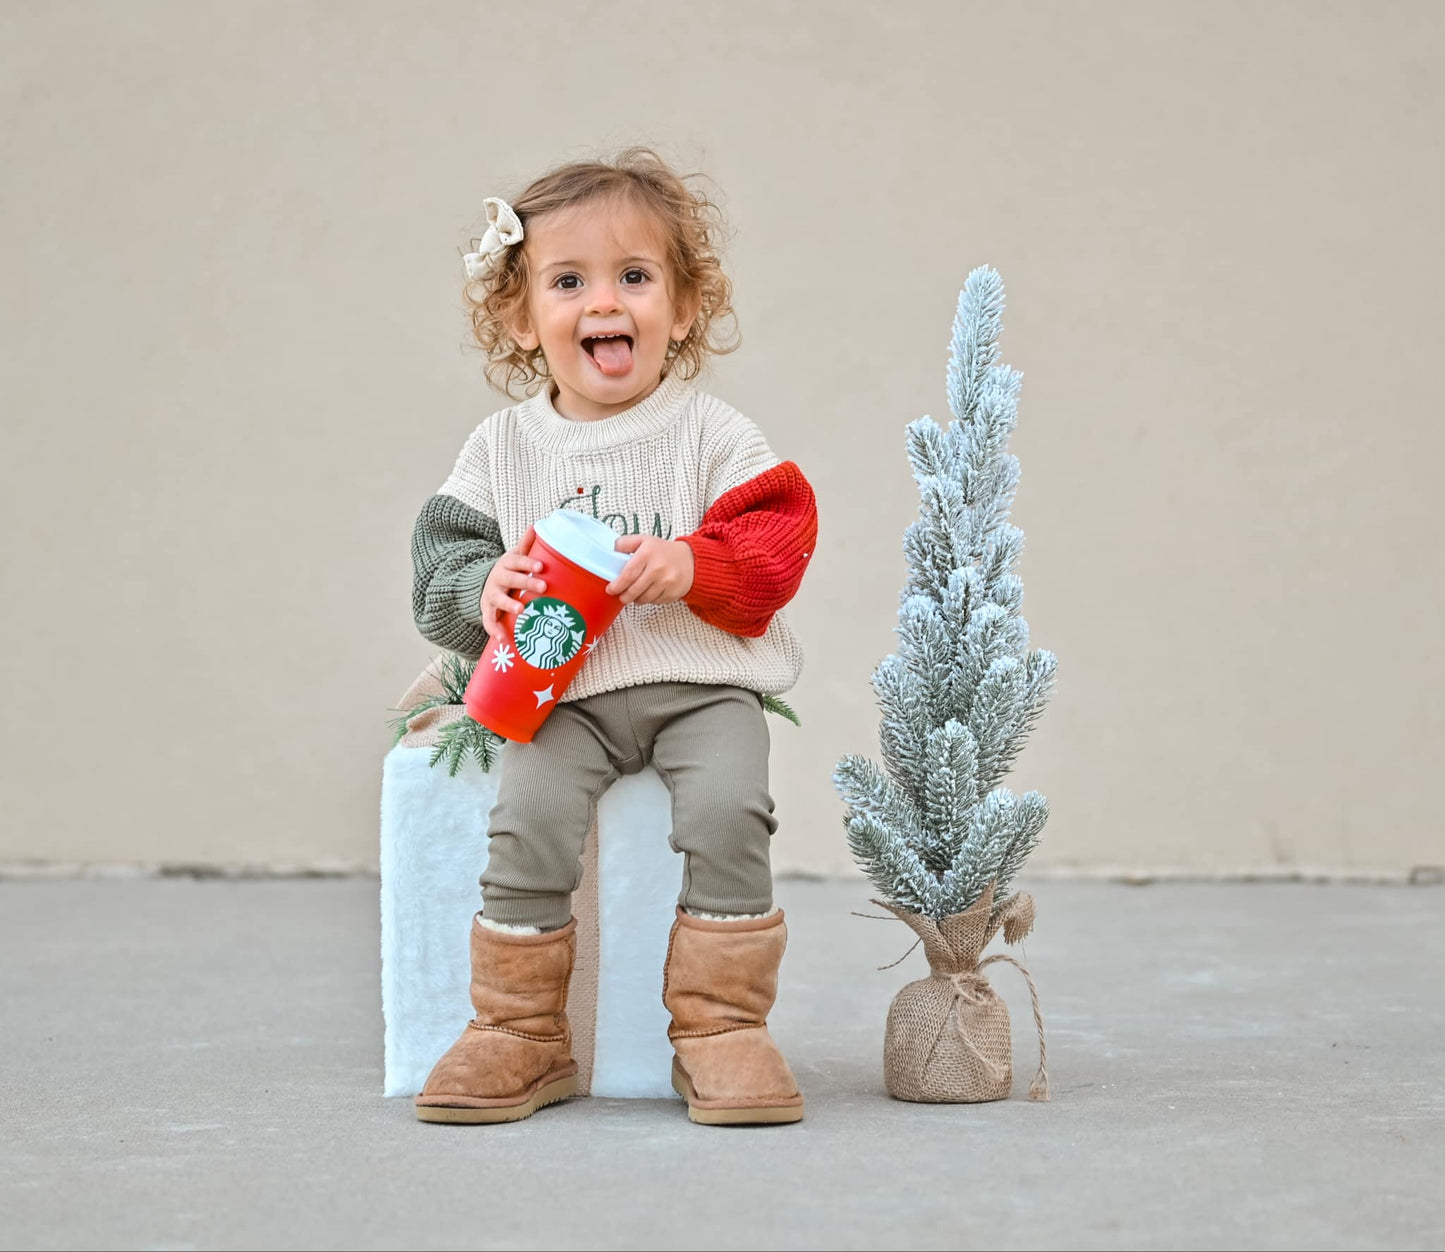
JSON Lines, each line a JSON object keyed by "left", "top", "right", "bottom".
{"left": 671, "top": 1059, "right": 804, "bottom": 1125}
{"left": 414, "top": 1073, "right": 578, "bottom": 1124}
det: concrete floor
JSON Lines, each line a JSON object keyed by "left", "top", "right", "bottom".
{"left": 2, "top": 877, "right": 1442, "bottom": 1251}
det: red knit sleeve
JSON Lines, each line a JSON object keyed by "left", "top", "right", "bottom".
{"left": 678, "top": 461, "right": 818, "bottom": 638}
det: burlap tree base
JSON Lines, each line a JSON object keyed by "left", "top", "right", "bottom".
{"left": 878, "top": 882, "right": 1049, "bottom": 1103}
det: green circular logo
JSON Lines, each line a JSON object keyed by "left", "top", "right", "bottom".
{"left": 513, "top": 596, "right": 586, "bottom": 669}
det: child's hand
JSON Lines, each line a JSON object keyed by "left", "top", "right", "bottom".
{"left": 480, "top": 525, "right": 546, "bottom": 637}
{"left": 607, "top": 536, "right": 695, "bottom": 605}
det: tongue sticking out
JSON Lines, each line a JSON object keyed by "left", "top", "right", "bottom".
{"left": 588, "top": 336, "right": 634, "bottom": 377}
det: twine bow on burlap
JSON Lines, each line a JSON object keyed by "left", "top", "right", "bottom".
{"left": 940, "top": 952, "right": 1049, "bottom": 1101}
{"left": 873, "top": 882, "right": 1050, "bottom": 1103}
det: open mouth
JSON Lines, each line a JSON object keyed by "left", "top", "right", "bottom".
{"left": 581, "top": 333, "right": 635, "bottom": 377}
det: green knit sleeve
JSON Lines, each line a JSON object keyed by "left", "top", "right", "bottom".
{"left": 411, "top": 492, "right": 505, "bottom": 660}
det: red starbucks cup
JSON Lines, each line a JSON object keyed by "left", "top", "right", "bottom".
{"left": 463, "top": 508, "right": 630, "bottom": 743}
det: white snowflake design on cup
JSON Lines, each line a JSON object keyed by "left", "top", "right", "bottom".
{"left": 490, "top": 642, "right": 516, "bottom": 672}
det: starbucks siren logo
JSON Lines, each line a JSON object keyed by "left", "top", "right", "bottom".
{"left": 513, "top": 597, "right": 587, "bottom": 669}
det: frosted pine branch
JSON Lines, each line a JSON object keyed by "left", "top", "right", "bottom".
{"left": 969, "top": 657, "right": 1027, "bottom": 796}
{"left": 919, "top": 721, "right": 980, "bottom": 873}
{"left": 897, "top": 596, "right": 956, "bottom": 730}
{"left": 832, "top": 753, "right": 926, "bottom": 846}
{"left": 906, "top": 417, "right": 956, "bottom": 488}
{"left": 842, "top": 808, "right": 943, "bottom": 916}
{"left": 992, "top": 649, "right": 1059, "bottom": 780}
{"left": 994, "top": 791, "right": 1049, "bottom": 898}
{"left": 939, "top": 788, "right": 1017, "bottom": 909}
{"left": 947, "top": 272, "right": 1004, "bottom": 426}
{"left": 872, "top": 655, "right": 931, "bottom": 801}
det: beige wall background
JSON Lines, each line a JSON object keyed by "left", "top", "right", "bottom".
{"left": 3, "top": 2, "right": 1442, "bottom": 879}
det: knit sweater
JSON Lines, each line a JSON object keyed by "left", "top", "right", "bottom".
{"left": 411, "top": 369, "right": 818, "bottom": 703}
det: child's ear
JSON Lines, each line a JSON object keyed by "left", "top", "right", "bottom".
{"left": 509, "top": 313, "right": 540, "bottom": 352}
{"left": 670, "top": 288, "right": 702, "bottom": 344}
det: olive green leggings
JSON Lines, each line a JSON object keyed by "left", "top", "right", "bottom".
{"left": 479, "top": 681, "right": 779, "bottom": 931}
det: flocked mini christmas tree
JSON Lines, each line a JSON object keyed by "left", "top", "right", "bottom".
{"left": 833, "top": 265, "right": 1056, "bottom": 1102}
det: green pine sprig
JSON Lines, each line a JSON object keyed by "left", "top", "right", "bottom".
{"left": 428, "top": 712, "right": 504, "bottom": 776}
{"left": 386, "top": 653, "right": 475, "bottom": 744}
{"left": 761, "top": 694, "right": 801, "bottom": 726}
{"left": 386, "top": 653, "right": 506, "bottom": 775}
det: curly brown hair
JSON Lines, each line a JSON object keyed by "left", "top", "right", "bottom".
{"left": 464, "top": 147, "right": 740, "bottom": 398}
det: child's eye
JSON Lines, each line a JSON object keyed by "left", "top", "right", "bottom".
{"left": 622, "top": 268, "right": 648, "bottom": 285}
{"left": 554, "top": 273, "right": 581, "bottom": 290}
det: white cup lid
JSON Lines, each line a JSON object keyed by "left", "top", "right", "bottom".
{"left": 533, "top": 508, "right": 631, "bottom": 582}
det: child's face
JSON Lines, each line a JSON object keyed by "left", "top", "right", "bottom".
{"left": 511, "top": 197, "right": 697, "bottom": 421}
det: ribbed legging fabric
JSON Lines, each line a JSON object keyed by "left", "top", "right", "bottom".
{"left": 480, "top": 681, "right": 778, "bottom": 931}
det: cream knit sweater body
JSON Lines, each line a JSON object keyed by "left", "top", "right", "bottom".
{"left": 429, "top": 371, "right": 805, "bottom": 703}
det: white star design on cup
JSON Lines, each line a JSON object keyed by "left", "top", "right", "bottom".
{"left": 584, "top": 636, "right": 599, "bottom": 654}
{"left": 532, "top": 685, "right": 555, "bottom": 708}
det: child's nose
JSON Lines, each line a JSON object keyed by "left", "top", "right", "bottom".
{"left": 586, "top": 284, "right": 623, "bottom": 313}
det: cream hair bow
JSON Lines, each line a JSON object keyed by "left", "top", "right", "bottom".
{"left": 463, "top": 197, "right": 524, "bottom": 281}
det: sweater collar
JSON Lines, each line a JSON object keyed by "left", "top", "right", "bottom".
{"left": 516, "top": 370, "right": 693, "bottom": 454}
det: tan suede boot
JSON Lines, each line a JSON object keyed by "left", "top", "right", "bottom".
{"left": 662, "top": 906, "right": 804, "bottom": 1125}
{"left": 414, "top": 915, "right": 579, "bottom": 1124}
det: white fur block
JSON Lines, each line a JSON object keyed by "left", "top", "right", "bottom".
{"left": 379, "top": 745, "right": 493, "bottom": 1099}
{"left": 592, "top": 766, "right": 679, "bottom": 1098}
{"left": 379, "top": 744, "right": 679, "bottom": 1099}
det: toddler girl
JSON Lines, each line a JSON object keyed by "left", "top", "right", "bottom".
{"left": 409, "top": 148, "right": 818, "bottom": 1126}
